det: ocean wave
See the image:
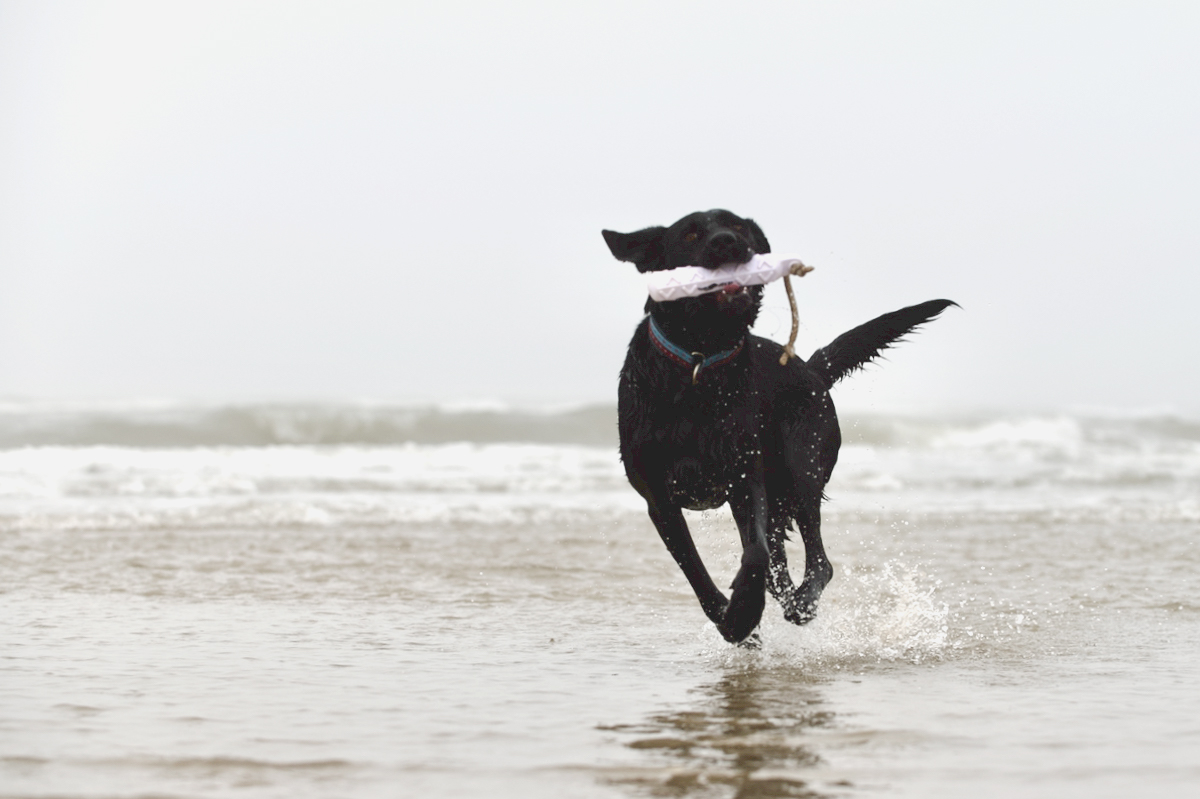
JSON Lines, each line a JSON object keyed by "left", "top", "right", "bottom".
{"left": 2, "top": 406, "right": 1198, "bottom": 535}
{"left": 1, "top": 402, "right": 1197, "bottom": 449}
{"left": 0, "top": 402, "right": 620, "bottom": 448}
{"left": 0, "top": 443, "right": 630, "bottom": 500}
{"left": 0, "top": 493, "right": 646, "bottom": 534}
{"left": 843, "top": 411, "right": 1200, "bottom": 448}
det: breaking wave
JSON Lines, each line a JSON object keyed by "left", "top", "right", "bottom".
{"left": 0, "top": 402, "right": 620, "bottom": 448}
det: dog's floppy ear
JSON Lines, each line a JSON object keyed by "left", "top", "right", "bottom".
{"left": 743, "top": 218, "right": 771, "bottom": 254}
{"left": 602, "top": 226, "right": 667, "bottom": 273}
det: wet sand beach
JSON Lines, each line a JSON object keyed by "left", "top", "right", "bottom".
{"left": 3, "top": 405, "right": 1199, "bottom": 797}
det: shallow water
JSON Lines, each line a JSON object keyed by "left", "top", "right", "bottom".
{"left": 2, "top": 405, "right": 1199, "bottom": 797}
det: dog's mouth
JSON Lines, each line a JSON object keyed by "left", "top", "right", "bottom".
{"left": 714, "top": 283, "right": 747, "bottom": 303}
{"left": 710, "top": 281, "right": 748, "bottom": 303}
{"left": 706, "top": 282, "right": 757, "bottom": 314}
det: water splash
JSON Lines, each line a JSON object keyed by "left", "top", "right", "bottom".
{"left": 697, "top": 561, "right": 951, "bottom": 671}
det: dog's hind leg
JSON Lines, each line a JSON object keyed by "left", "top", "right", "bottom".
{"left": 762, "top": 510, "right": 828, "bottom": 625}
{"left": 764, "top": 517, "right": 799, "bottom": 606}
{"left": 775, "top": 410, "right": 839, "bottom": 625}
{"left": 783, "top": 488, "right": 833, "bottom": 625}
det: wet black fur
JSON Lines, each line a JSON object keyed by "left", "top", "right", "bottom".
{"left": 603, "top": 209, "right": 956, "bottom": 644}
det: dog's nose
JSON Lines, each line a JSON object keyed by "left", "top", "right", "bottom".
{"left": 704, "top": 231, "right": 747, "bottom": 266}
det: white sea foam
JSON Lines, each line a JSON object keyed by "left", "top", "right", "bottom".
{"left": 0, "top": 443, "right": 640, "bottom": 533}
{"left": 933, "top": 415, "right": 1085, "bottom": 453}
{"left": 3, "top": 409, "right": 1198, "bottom": 534}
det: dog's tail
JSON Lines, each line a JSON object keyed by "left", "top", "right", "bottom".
{"left": 808, "top": 299, "right": 958, "bottom": 387}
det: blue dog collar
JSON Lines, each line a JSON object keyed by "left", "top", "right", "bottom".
{"left": 647, "top": 316, "right": 744, "bottom": 385}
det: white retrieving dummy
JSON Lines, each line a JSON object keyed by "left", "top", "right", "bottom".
{"left": 645, "top": 254, "right": 812, "bottom": 302}
{"left": 645, "top": 254, "right": 814, "bottom": 365}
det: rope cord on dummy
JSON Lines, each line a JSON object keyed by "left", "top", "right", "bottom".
{"left": 778, "top": 261, "right": 813, "bottom": 365}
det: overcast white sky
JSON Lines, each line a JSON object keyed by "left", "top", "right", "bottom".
{"left": 2, "top": 1, "right": 1198, "bottom": 413}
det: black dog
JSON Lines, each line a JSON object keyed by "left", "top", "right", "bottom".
{"left": 603, "top": 209, "right": 955, "bottom": 644}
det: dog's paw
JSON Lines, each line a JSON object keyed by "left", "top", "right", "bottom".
{"left": 783, "top": 600, "right": 818, "bottom": 626}
{"left": 736, "top": 630, "right": 763, "bottom": 650}
{"left": 719, "top": 603, "right": 765, "bottom": 643}
{"left": 719, "top": 617, "right": 763, "bottom": 645}
{"left": 783, "top": 583, "right": 825, "bottom": 626}
{"left": 783, "top": 566, "right": 832, "bottom": 626}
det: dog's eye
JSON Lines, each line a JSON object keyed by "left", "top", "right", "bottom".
{"left": 683, "top": 232, "right": 698, "bottom": 243}
{"left": 732, "top": 225, "right": 745, "bottom": 234}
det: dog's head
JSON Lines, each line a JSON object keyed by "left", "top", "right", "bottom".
{"left": 602, "top": 209, "right": 771, "bottom": 341}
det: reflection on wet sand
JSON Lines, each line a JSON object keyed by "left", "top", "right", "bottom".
{"left": 600, "top": 667, "right": 843, "bottom": 798}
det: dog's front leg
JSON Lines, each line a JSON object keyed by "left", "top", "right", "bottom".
{"left": 726, "top": 471, "right": 770, "bottom": 643}
{"left": 641, "top": 496, "right": 730, "bottom": 627}
{"left": 625, "top": 467, "right": 727, "bottom": 624}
